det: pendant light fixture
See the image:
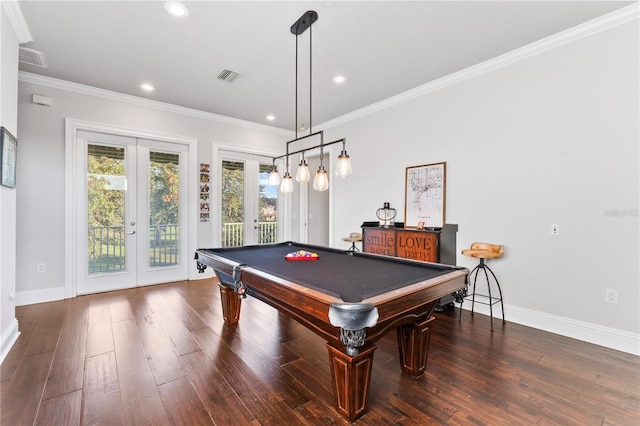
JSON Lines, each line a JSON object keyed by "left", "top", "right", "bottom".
{"left": 270, "top": 10, "right": 352, "bottom": 193}
{"left": 268, "top": 159, "right": 281, "bottom": 186}
{"left": 296, "top": 152, "right": 310, "bottom": 183}
{"left": 335, "top": 140, "right": 352, "bottom": 178}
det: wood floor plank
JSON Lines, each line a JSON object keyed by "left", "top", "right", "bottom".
{"left": 280, "top": 357, "right": 334, "bottom": 407}
{"left": 0, "top": 330, "right": 30, "bottom": 383}
{"left": 160, "top": 287, "right": 209, "bottom": 331}
{"left": 173, "top": 280, "right": 217, "bottom": 310}
{"left": 145, "top": 289, "right": 201, "bottom": 356}
{"left": 214, "top": 304, "right": 315, "bottom": 410}
{"left": 0, "top": 351, "right": 54, "bottom": 426}
{"left": 180, "top": 350, "right": 256, "bottom": 425}
{"left": 41, "top": 296, "right": 90, "bottom": 400}
{"left": 112, "top": 319, "right": 171, "bottom": 425}
{"left": 128, "top": 297, "right": 186, "bottom": 386}
{"left": 191, "top": 326, "right": 299, "bottom": 424}
{"left": 81, "top": 352, "right": 124, "bottom": 426}
{"left": 109, "top": 293, "right": 134, "bottom": 323}
{"left": 291, "top": 399, "right": 350, "bottom": 425}
{"left": 23, "top": 300, "right": 66, "bottom": 357}
{"left": 85, "top": 303, "right": 114, "bottom": 357}
{"left": 157, "top": 376, "right": 213, "bottom": 425}
{"left": 35, "top": 389, "right": 82, "bottom": 426}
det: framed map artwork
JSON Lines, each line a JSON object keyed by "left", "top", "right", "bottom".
{"left": 404, "top": 162, "right": 446, "bottom": 228}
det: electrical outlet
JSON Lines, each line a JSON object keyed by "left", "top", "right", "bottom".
{"left": 37, "top": 262, "right": 46, "bottom": 273}
{"left": 605, "top": 289, "right": 618, "bottom": 304}
{"left": 551, "top": 224, "right": 560, "bottom": 236}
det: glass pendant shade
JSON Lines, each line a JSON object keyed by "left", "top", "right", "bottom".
{"left": 280, "top": 173, "right": 294, "bottom": 193}
{"left": 313, "top": 167, "right": 329, "bottom": 191}
{"left": 296, "top": 160, "right": 310, "bottom": 183}
{"left": 268, "top": 167, "right": 280, "bottom": 186}
{"left": 335, "top": 151, "right": 352, "bottom": 178}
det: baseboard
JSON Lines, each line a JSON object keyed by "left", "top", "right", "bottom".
{"left": 16, "top": 286, "right": 65, "bottom": 306}
{"left": 459, "top": 302, "right": 640, "bottom": 356}
{"left": 1, "top": 318, "right": 20, "bottom": 364}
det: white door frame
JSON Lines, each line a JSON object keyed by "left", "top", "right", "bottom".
{"left": 213, "top": 144, "right": 284, "bottom": 245}
{"left": 64, "top": 118, "right": 198, "bottom": 298}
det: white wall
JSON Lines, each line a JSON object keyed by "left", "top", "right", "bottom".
{"left": 326, "top": 16, "right": 639, "bottom": 353}
{"left": 0, "top": 4, "right": 20, "bottom": 362}
{"left": 16, "top": 76, "right": 288, "bottom": 300}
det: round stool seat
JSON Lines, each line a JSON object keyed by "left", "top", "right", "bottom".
{"left": 342, "top": 232, "right": 362, "bottom": 243}
{"left": 462, "top": 249, "right": 503, "bottom": 259}
{"left": 342, "top": 236, "right": 362, "bottom": 243}
{"left": 342, "top": 232, "right": 362, "bottom": 252}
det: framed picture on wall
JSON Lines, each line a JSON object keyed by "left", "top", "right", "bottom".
{"left": 0, "top": 127, "right": 17, "bottom": 188}
{"left": 404, "top": 162, "right": 446, "bottom": 228}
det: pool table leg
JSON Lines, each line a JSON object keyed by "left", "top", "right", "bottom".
{"left": 326, "top": 344, "right": 377, "bottom": 422}
{"left": 397, "top": 315, "right": 436, "bottom": 377}
{"left": 218, "top": 282, "right": 242, "bottom": 325}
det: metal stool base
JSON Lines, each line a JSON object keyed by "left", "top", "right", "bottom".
{"left": 459, "top": 258, "right": 505, "bottom": 331}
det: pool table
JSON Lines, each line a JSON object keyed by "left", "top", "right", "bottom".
{"left": 194, "top": 242, "right": 468, "bottom": 421}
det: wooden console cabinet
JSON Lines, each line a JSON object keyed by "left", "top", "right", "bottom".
{"left": 361, "top": 224, "right": 458, "bottom": 265}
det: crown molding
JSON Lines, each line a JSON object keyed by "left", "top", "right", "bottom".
{"left": 319, "top": 3, "right": 639, "bottom": 131}
{"left": 18, "top": 71, "right": 291, "bottom": 137}
{"left": 17, "top": 3, "right": 639, "bottom": 134}
{"left": 1, "top": 0, "right": 33, "bottom": 43}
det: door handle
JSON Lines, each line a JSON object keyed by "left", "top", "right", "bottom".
{"left": 126, "top": 230, "right": 136, "bottom": 235}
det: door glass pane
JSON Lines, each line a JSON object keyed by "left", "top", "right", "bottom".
{"left": 149, "top": 151, "right": 180, "bottom": 267}
{"left": 87, "top": 144, "right": 126, "bottom": 274}
{"left": 221, "top": 160, "right": 245, "bottom": 247}
{"left": 259, "top": 163, "right": 277, "bottom": 244}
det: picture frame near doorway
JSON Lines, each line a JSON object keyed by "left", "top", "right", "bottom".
{"left": 0, "top": 127, "right": 17, "bottom": 188}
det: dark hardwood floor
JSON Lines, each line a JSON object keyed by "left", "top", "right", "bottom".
{"left": 1, "top": 279, "right": 638, "bottom": 425}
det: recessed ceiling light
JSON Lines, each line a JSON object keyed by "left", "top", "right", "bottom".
{"left": 140, "top": 83, "right": 156, "bottom": 92}
{"left": 164, "top": 1, "right": 189, "bottom": 18}
{"left": 266, "top": 115, "right": 276, "bottom": 121}
{"left": 333, "top": 75, "right": 347, "bottom": 84}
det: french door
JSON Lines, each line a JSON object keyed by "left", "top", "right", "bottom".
{"left": 76, "top": 131, "right": 188, "bottom": 294}
{"left": 219, "top": 150, "right": 281, "bottom": 247}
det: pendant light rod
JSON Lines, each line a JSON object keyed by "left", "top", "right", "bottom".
{"left": 309, "top": 21, "right": 313, "bottom": 135}
{"left": 295, "top": 29, "right": 298, "bottom": 141}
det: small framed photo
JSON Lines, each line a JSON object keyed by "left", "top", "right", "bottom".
{"left": 1, "top": 127, "right": 17, "bottom": 188}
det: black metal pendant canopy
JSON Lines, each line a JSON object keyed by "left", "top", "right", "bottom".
{"left": 290, "top": 10, "right": 318, "bottom": 35}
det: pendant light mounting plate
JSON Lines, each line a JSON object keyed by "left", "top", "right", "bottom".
{"left": 291, "top": 10, "right": 318, "bottom": 35}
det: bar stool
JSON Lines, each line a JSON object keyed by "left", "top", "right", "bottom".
{"left": 460, "top": 242, "right": 505, "bottom": 331}
{"left": 342, "top": 232, "right": 362, "bottom": 252}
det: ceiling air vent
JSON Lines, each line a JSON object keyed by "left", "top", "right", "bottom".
{"left": 217, "top": 69, "right": 242, "bottom": 83}
{"left": 19, "top": 47, "right": 47, "bottom": 68}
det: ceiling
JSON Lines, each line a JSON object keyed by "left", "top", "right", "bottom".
{"left": 18, "top": 1, "right": 634, "bottom": 131}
